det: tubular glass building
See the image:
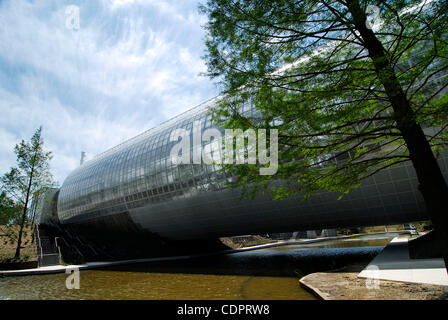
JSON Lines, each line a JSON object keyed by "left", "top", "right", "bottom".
{"left": 47, "top": 96, "right": 448, "bottom": 244}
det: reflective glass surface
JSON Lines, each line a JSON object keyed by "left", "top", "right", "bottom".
{"left": 58, "top": 97, "right": 257, "bottom": 222}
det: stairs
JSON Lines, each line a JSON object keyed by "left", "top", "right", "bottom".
{"left": 35, "top": 225, "right": 60, "bottom": 267}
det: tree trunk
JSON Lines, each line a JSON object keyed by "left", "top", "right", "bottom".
{"left": 14, "top": 207, "right": 27, "bottom": 258}
{"left": 348, "top": 0, "right": 448, "bottom": 272}
{"left": 14, "top": 168, "right": 34, "bottom": 259}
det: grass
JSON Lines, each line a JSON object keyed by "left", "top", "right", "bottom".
{"left": 0, "top": 225, "right": 37, "bottom": 263}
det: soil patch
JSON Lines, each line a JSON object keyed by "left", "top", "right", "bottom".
{"left": 300, "top": 262, "right": 448, "bottom": 300}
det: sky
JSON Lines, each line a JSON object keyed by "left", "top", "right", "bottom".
{"left": 0, "top": 0, "right": 220, "bottom": 186}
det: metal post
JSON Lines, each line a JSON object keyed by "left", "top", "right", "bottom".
{"left": 35, "top": 224, "right": 43, "bottom": 266}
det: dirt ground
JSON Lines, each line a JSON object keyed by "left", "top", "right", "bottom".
{"left": 0, "top": 225, "right": 37, "bottom": 261}
{"left": 300, "top": 263, "right": 448, "bottom": 300}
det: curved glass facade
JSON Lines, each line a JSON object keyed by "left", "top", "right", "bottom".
{"left": 57, "top": 96, "right": 448, "bottom": 239}
{"left": 58, "top": 97, "right": 256, "bottom": 223}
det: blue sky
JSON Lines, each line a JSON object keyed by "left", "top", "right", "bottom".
{"left": 0, "top": 0, "right": 219, "bottom": 185}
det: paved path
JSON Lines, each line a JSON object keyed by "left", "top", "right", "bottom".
{"left": 0, "top": 254, "right": 226, "bottom": 276}
{"left": 358, "top": 237, "right": 448, "bottom": 286}
{"left": 0, "top": 232, "right": 407, "bottom": 277}
{"left": 0, "top": 240, "right": 312, "bottom": 276}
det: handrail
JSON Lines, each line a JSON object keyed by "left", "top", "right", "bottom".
{"left": 55, "top": 236, "right": 85, "bottom": 260}
{"left": 35, "top": 223, "right": 44, "bottom": 263}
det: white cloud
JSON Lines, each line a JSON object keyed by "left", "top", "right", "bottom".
{"left": 0, "top": 0, "right": 218, "bottom": 184}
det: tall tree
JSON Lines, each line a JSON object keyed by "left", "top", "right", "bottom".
{"left": 200, "top": 0, "right": 448, "bottom": 269}
{"left": 0, "top": 127, "right": 55, "bottom": 258}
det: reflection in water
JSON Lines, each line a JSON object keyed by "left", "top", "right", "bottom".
{"left": 267, "top": 233, "right": 400, "bottom": 251}
{"left": 0, "top": 272, "right": 315, "bottom": 300}
{"left": 0, "top": 233, "right": 400, "bottom": 300}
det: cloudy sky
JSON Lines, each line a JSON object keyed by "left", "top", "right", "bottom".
{"left": 0, "top": 0, "right": 219, "bottom": 185}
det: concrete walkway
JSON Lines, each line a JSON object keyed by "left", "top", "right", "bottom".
{"left": 358, "top": 237, "right": 448, "bottom": 286}
{"left": 0, "top": 241, "right": 328, "bottom": 276}
{"left": 0, "top": 232, "right": 409, "bottom": 277}
{"left": 0, "top": 253, "right": 225, "bottom": 277}
{"left": 0, "top": 242, "right": 298, "bottom": 276}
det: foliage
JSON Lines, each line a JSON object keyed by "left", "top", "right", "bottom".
{"left": 0, "top": 127, "right": 55, "bottom": 257}
{"left": 1, "top": 127, "right": 54, "bottom": 208}
{"left": 0, "top": 191, "right": 22, "bottom": 225}
{"left": 200, "top": 0, "right": 448, "bottom": 199}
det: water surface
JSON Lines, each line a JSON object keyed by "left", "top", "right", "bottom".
{"left": 0, "top": 233, "right": 400, "bottom": 300}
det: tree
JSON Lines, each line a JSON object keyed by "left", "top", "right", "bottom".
{"left": 200, "top": 0, "right": 448, "bottom": 270}
{"left": 0, "top": 127, "right": 55, "bottom": 258}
